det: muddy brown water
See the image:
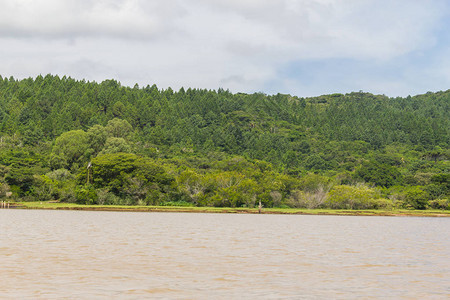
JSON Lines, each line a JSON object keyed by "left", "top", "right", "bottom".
{"left": 1, "top": 210, "right": 449, "bottom": 299}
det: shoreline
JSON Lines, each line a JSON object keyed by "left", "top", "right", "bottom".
{"left": 4, "top": 202, "right": 450, "bottom": 217}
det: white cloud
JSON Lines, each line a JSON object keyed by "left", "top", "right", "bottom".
{"left": 0, "top": 0, "right": 448, "bottom": 96}
{"left": 0, "top": 0, "right": 183, "bottom": 39}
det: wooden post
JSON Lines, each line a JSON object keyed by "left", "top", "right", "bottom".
{"left": 258, "top": 199, "right": 262, "bottom": 214}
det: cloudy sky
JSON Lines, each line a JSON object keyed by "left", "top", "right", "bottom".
{"left": 0, "top": 0, "right": 449, "bottom": 97}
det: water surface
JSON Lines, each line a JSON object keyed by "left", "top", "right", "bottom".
{"left": 1, "top": 210, "right": 449, "bottom": 299}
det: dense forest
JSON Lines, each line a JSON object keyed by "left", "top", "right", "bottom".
{"left": 0, "top": 74, "right": 448, "bottom": 209}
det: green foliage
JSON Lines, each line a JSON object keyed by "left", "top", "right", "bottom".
{"left": 105, "top": 118, "right": 133, "bottom": 139}
{"left": 298, "top": 173, "right": 331, "bottom": 192}
{"left": 326, "top": 184, "right": 380, "bottom": 209}
{"left": 401, "top": 186, "right": 429, "bottom": 210}
{"left": 100, "top": 137, "right": 132, "bottom": 154}
{"left": 75, "top": 185, "right": 98, "bottom": 205}
{"left": 0, "top": 149, "right": 48, "bottom": 197}
{"left": 87, "top": 125, "right": 107, "bottom": 154}
{"left": 86, "top": 152, "right": 173, "bottom": 204}
{"left": 50, "top": 130, "right": 90, "bottom": 170}
{"left": 0, "top": 75, "right": 447, "bottom": 209}
{"left": 287, "top": 188, "right": 328, "bottom": 209}
{"left": 427, "top": 198, "right": 449, "bottom": 210}
{"left": 355, "top": 161, "right": 402, "bottom": 187}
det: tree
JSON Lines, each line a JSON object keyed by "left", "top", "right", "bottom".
{"left": 100, "top": 137, "right": 132, "bottom": 154}
{"left": 177, "top": 170, "right": 207, "bottom": 205}
{"left": 422, "top": 146, "right": 448, "bottom": 162}
{"left": 87, "top": 153, "right": 173, "bottom": 200}
{"left": 97, "top": 79, "right": 120, "bottom": 114}
{"left": 1, "top": 151, "right": 47, "bottom": 197}
{"left": 402, "top": 186, "right": 429, "bottom": 210}
{"left": 87, "top": 124, "right": 107, "bottom": 154}
{"left": 50, "top": 130, "right": 90, "bottom": 170}
{"left": 105, "top": 118, "right": 133, "bottom": 139}
{"left": 112, "top": 101, "right": 126, "bottom": 118}
{"left": 355, "top": 161, "right": 402, "bottom": 187}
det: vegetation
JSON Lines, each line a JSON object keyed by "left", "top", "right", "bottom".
{"left": 0, "top": 75, "right": 448, "bottom": 210}
{"left": 10, "top": 202, "right": 450, "bottom": 217}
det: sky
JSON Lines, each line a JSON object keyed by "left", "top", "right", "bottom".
{"left": 0, "top": 0, "right": 449, "bottom": 97}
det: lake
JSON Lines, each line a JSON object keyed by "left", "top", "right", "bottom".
{"left": 1, "top": 210, "right": 449, "bottom": 299}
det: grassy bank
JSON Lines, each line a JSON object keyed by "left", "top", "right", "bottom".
{"left": 7, "top": 201, "right": 450, "bottom": 217}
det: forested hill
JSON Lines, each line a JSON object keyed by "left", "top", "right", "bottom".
{"left": 0, "top": 75, "right": 448, "bottom": 209}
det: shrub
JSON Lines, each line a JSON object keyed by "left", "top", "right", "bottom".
{"left": 75, "top": 186, "right": 98, "bottom": 204}
{"left": 402, "top": 186, "right": 429, "bottom": 210}
{"left": 326, "top": 184, "right": 377, "bottom": 209}
{"left": 287, "top": 187, "right": 328, "bottom": 209}
{"left": 59, "top": 188, "right": 77, "bottom": 203}
{"left": 427, "top": 198, "right": 449, "bottom": 210}
{"left": 370, "top": 198, "right": 394, "bottom": 210}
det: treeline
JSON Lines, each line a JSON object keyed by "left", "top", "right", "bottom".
{"left": 0, "top": 74, "right": 448, "bottom": 209}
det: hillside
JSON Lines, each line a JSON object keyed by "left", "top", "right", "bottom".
{"left": 0, "top": 75, "right": 448, "bottom": 209}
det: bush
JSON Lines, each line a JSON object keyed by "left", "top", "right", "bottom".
{"left": 402, "top": 186, "right": 429, "bottom": 210}
{"left": 75, "top": 186, "right": 98, "bottom": 204}
{"left": 96, "top": 188, "right": 121, "bottom": 205}
{"left": 59, "top": 188, "right": 77, "bottom": 203}
{"left": 427, "top": 198, "right": 449, "bottom": 210}
{"left": 326, "top": 184, "right": 378, "bottom": 209}
{"left": 287, "top": 188, "right": 328, "bottom": 209}
{"left": 370, "top": 198, "right": 394, "bottom": 210}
